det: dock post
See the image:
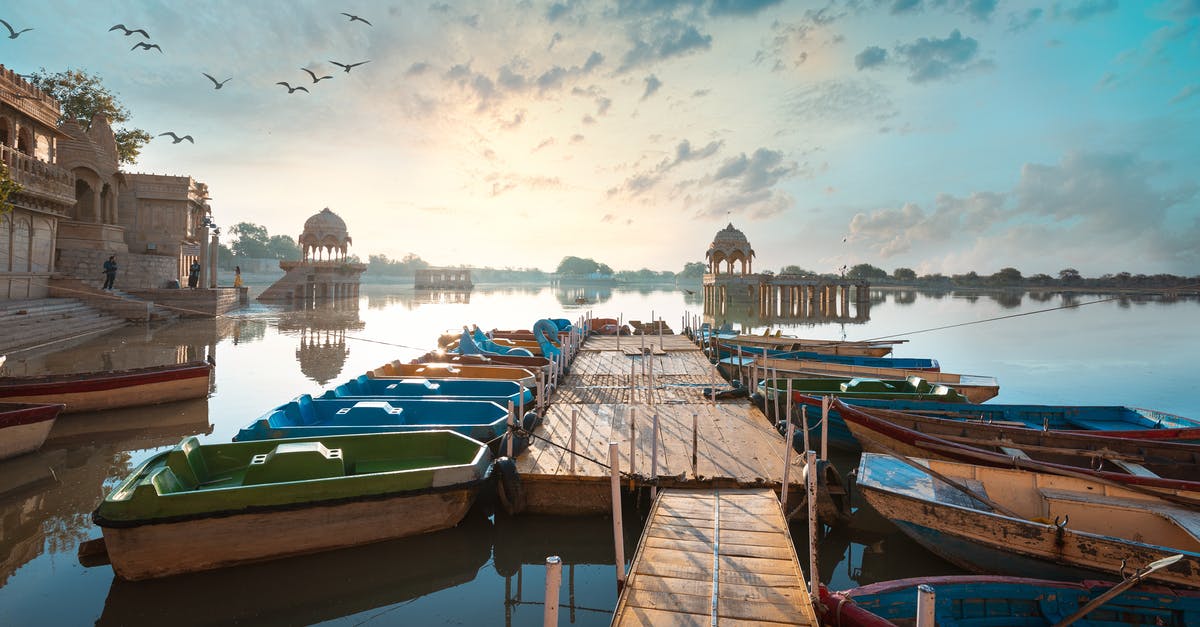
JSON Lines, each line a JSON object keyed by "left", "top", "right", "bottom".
{"left": 821, "top": 395, "right": 830, "bottom": 461}
{"left": 736, "top": 345, "right": 744, "bottom": 386}
{"left": 507, "top": 401, "right": 516, "bottom": 458}
{"left": 569, "top": 409, "right": 578, "bottom": 474}
{"left": 916, "top": 585, "right": 935, "bottom": 627}
{"left": 609, "top": 442, "right": 626, "bottom": 588}
{"left": 807, "top": 450, "right": 819, "bottom": 604}
{"left": 617, "top": 314, "right": 622, "bottom": 351}
{"left": 651, "top": 413, "right": 660, "bottom": 499}
{"left": 518, "top": 381, "right": 526, "bottom": 428}
{"left": 544, "top": 556, "right": 561, "bottom": 627}
{"left": 781, "top": 409, "right": 794, "bottom": 507}
{"left": 630, "top": 361, "right": 637, "bottom": 401}
{"left": 537, "top": 371, "right": 545, "bottom": 415}
{"left": 801, "top": 405, "right": 811, "bottom": 454}
{"left": 691, "top": 411, "right": 698, "bottom": 478}
{"left": 648, "top": 354, "right": 654, "bottom": 406}
{"left": 629, "top": 408, "right": 637, "bottom": 475}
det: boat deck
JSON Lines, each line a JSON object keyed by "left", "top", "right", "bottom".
{"left": 611, "top": 488, "right": 819, "bottom": 626}
{"left": 516, "top": 333, "right": 807, "bottom": 514}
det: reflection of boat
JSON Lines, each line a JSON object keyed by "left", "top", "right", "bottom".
{"left": 492, "top": 512, "right": 623, "bottom": 577}
{"left": 0, "top": 359, "right": 213, "bottom": 414}
{"left": 0, "top": 402, "right": 65, "bottom": 460}
{"left": 856, "top": 453, "right": 1200, "bottom": 589}
{"left": 233, "top": 395, "right": 510, "bottom": 443}
{"left": 96, "top": 510, "right": 494, "bottom": 627}
{"left": 820, "top": 576, "right": 1200, "bottom": 627}
{"left": 321, "top": 376, "right": 532, "bottom": 407}
{"left": 45, "top": 397, "right": 213, "bottom": 446}
{"left": 94, "top": 431, "right": 494, "bottom": 580}
{"left": 370, "top": 361, "right": 536, "bottom": 388}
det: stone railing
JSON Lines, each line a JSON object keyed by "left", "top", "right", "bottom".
{"left": 1, "top": 143, "right": 75, "bottom": 207}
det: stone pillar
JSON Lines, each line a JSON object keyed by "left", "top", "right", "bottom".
{"left": 92, "top": 186, "right": 102, "bottom": 223}
{"left": 209, "top": 231, "right": 219, "bottom": 288}
{"left": 199, "top": 226, "right": 210, "bottom": 289}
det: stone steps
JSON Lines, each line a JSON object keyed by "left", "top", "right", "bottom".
{"left": 48, "top": 277, "right": 179, "bottom": 322}
{"left": 0, "top": 298, "right": 128, "bottom": 355}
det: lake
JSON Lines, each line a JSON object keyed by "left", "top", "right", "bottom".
{"left": 0, "top": 284, "right": 1196, "bottom": 625}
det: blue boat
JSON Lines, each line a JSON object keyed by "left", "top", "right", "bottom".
{"left": 320, "top": 375, "right": 533, "bottom": 408}
{"left": 714, "top": 343, "right": 939, "bottom": 371}
{"left": 820, "top": 575, "right": 1200, "bottom": 626}
{"left": 233, "top": 395, "right": 511, "bottom": 443}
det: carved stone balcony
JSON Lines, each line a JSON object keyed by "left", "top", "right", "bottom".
{"left": 1, "top": 144, "right": 75, "bottom": 210}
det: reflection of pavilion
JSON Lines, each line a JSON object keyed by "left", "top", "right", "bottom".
{"left": 276, "top": 300, "right": 366, "bottom": 386}
{"left": 413, "top": 289, "right": 472, "bottom": 305}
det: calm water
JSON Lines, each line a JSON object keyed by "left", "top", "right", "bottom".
{"left": 0, "top": 284, "right": 1197, "bottom": 625}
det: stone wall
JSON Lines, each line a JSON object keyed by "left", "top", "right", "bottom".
{"left": 55, "top": 249, "right": 179, "bottom": 290}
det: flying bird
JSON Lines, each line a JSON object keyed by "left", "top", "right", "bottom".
{"left": 158, "top": 132, "right": 194, "bottom": 144}
{"left": 275, "top": 82, "right": 309, "bottom": 94}
{"left": 202, "top": 73, "right": 232, "bottom": 89}
{"left": 1, "top": 18, "right": 33, "bottom": 39}
{"left": 300, "top": 68, "right": 332, "bottom": 83}
{"left": 329, "top": 60, "right": 370, "bottom": 73}
{"left": 131, "top": 41, "right": 162, "bottom": 52}
{"left": 108, "top": 24, "right": 149, "bottom": 38}
{"left": 340, "top": 13, "right": 372, "bottom": 26}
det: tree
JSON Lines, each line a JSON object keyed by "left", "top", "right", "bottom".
{"left": 678, "top": 261, "right": 706, "bottom": 279}
{"left": 1059, "top": 268, "right": 1081, "bottom": 282}
{"left": 556, "top": 256, "right": 601, "bottom": 275}
{"left": 846, "top": 263, "right": 887, "bottom": 280}
{"left": 228, "top": 222, "right": 271, "bottom": 258}
{"left": 991, "top": 267, "right": 1023, "bottom": 285}
{"left": 892, "top": 267, "right": 917, "bottom": 281}
{"left": 0, "top": 162, "right": 21, "bottom": 216}
{"left": 266, "top": 234, "right": 300, "bottom": 260}
{"left": 780, "top": 265, "right": 816, "bottom": 276}
{"left": 28, "top": 69, "right": 152, "bottom": 165}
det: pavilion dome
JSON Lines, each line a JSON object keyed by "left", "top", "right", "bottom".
{"left": 299, "top": 207, "right": 352, "bottom": 261}
{"left": 707, "top": 223, "right": 754, "bottom": 257}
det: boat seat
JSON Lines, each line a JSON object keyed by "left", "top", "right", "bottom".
{"left": 163, "top": 436, "right": 209, "bottom": 488}
{"left": 1108, "top": 459, "right": 1160, "bottom": 478}
{"left": 1039, "top": 487, "right": 1200, "bottom": 545}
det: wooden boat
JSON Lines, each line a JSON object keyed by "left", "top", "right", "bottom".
{"left": 93, "top": 430, "right": 493, "bottom": 580}
{"left": 0, "top": 359, "right": 213, "bottom": 414}
{"left": 369, "top": 361, "right": 537, "bottom": 388}
{"left": 835, "top": 399, "right": 1200, "bottom": 492}
{"left": 320, "top": 376, "right": 532, "bottom": 407}
{"left": 819, "top": 576, "right": 1200, "bottom": 626}
{"left": 824, "top": 397, "right": 1200, "bottom": 441}
{"left": 233, "top": 395, "right": 510, "bottom": 443}
{"left": 701, "top": 331, "right": 904, "bottom": 357}
{"left": 413, "top": 351, "right": 552, "bottom": 374}
{"left": 715, "top": 342, "right": 940, "bottom": 371}
{"left": 0, "top": 402, "right": 65, "bottom": 460}
{"left": 743, "top": 355, "right": 999, "bottom": 403}
{"left": 756, "top": 377, "right": 969, "bottom": 450}
{"left": 855, "top": 452, "right": 1200, "bottom": 589}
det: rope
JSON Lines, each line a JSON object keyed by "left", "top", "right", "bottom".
{"left": 523, "top": 429, "right": 642, "bottom": 480}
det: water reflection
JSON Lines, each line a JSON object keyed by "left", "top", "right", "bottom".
{"left": 276, "top": 301, "right": 366, "bottom": 386}
{"left": 555, "top": 286, "right": 612, "bottom": 307}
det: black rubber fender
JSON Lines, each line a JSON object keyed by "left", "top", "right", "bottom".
{"left": 521, "top": 410, "right": 541, "bottom": 432}
{"left": 493, "top": 456, "right": 527, "bottom": 515}
{"left": 496, "top": 431, "right": 530, "bottom": 457}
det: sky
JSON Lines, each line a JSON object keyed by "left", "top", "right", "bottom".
{"left": 2, "top": 0, "right": 1198, "bottom": 276}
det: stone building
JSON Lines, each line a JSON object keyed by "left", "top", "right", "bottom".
{"left": 258, "top": 208, "right": 366, "bottom": 303}
{"left": 117, "top": 173, "right": 211, "bottom": 286}
{"left": 0, "top": 66, "right": 74, "bottom": 299}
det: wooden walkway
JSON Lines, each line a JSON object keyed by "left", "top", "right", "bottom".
{"left": 612, "top": 488, "right": 819, "bottom": 626}
{"left": 516, "top": 333, "right": 806, "bottom": 514}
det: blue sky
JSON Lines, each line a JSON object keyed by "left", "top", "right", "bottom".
{"left": 3, "top": 0, "right": 1197, "bottom": 275}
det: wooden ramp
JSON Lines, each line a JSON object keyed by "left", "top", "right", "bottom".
{"left": 612, "top": 488, "right": 819, "bottom": 626}
{"left": 516, "top": 333, "right": 807, "bottom": 514}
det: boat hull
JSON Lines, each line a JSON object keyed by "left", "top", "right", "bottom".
{"left": 0, "top": 402, "right": 65, "bottom": 460}
{"left": 0, "top": 362, "right": 212, "bottom": 414}
{"left": 101, "top": 484, "right": 481, "bottom": 580}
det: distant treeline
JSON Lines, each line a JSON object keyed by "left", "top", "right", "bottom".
{"left": 841, "top": 264, "right": 1199, "bottom": 289}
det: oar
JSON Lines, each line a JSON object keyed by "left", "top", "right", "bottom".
{"left": 1052, "top": 554, "right": 1184, "bottom": 627}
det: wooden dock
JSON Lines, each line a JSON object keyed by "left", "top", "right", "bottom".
{"left": 612, "top": 488, "right": 819, "bottom": 626}
{"left": 516, "top": 333, "right": 807, "bottom": 514}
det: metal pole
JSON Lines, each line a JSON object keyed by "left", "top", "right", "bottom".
{"left": 507, "top": 400, "right": 515, "bottom": 458}
{"left": 781, "top": 411, "right": 794, "bottom": 506}
{"left": 544, "top": 556, "right": 561, "bottom": 627}
{"left": 648, "top": 353, "right": 654, "bottom": 406}
{"left": 537, "top": 371, "right": 545, "bottom": 415}
{"left": 692, "top": 411, "right": 699, "bottom": 478}
{"left": 915, "top": 584, "right": 935, "bottom": 627}
{"left": 569, "top": 408, "right": 578, "bottom": 474}
{"left": 617, "top": 314, "right": 622, "bottom": 350}
{"left": 821, "top": 395, "right": 830, "bottom": 461}
{"left": 736, "top": 345, "right": 744, "bottom": 386}
{"left": 807, "top": 450, "right": 820, "bottom": 603}
{"left": 651, "top": 413, "right": 659, "bottom": 499}
{"left": 609, "top": 442, "right": 626, "bottom": 588}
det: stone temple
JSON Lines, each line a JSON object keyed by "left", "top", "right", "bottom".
{"left": 257, "top": 207, "right": 366, "bottom": 304}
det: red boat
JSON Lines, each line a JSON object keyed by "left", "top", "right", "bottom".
{"left": 0, "top": 401, "right": 66, "bottom": 460}
{"left": 0, "top": 359, "right": 213, "bottom": 414}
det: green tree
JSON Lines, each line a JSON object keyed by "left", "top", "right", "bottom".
{"left": 780, "top": 265, "right": 816, "bottom": 276}
{"left": 678, "top": 261, "right": 706, "bottom": 279}
{"left": 991, "top": 267, "right": 1023, "bottom": 284}
{"left": 846, "top": 263, "right": 887, "bottom": 280}
{"left": 28, "top": 68, "right": 152, "bottom": 165}
{"left": 228, "top": 222, "right": 271, "bottom": 258}
{"left": 892, "top": 267, "right": 917, "bottom": 281}
{"left": 1059, "top": 268, "right": 1081, "bottom": 282}
{"left": 266, "top": 234, "right": 300, "bottom": 260}
{"left": 556, "top": 256, "right": 601, "bottom": 275}
{"left": 0, "top": 162, "right": 21, "bottom": 215}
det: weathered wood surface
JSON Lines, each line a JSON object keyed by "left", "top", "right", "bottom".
{"left": 612, "top": 489, "right": 818, "bottom": 626}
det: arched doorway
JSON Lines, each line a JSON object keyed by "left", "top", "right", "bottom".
{"left": 75, "top": 179, "right": 96, "bottom": 222}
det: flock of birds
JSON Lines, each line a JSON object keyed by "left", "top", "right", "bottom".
{"left": 1, "top": 12, "right": 374, "bottom": 147}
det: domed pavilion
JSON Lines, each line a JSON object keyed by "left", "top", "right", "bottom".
{"left": 705, "top": 223, "right": 755, "bottom": 275}
{"left": 258, "top": 207, "right": 367, "bottom": 303}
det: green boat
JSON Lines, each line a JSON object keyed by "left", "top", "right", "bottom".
{"left": 93, "top": 430, "right": 493, "bottom": 580}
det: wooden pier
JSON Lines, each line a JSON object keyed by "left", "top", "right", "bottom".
{"left": 516, "top": 333, "right": 807, "bottom": 515}
{"left": 612, "top": 488, "right": 819, "bottom": 626}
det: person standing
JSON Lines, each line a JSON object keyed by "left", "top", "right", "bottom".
{"left": 188, "top": 260, "right": 201, "bottom": 288}
{"left": 233, "top": 265, "right": 243, "bottom": 288}
{"left": 101, "top": 256, "right": 118, "bottom": 290}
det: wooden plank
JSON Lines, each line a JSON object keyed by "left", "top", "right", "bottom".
{"left": 628, "top": 574, "right": 808, "bottom": 605}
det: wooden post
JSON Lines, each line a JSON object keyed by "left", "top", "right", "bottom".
{"left": 807, "top": 450, "right": 819, "bottom": 603}
{"left": 544, "top": 556, "right": 561, "bottom": 627}
{"left": 821, "top": 395, "right": 831, "bottom": 461}
{"left": 617, "top": 314, "right": 622, "bottom": 350}
{"left": 518, "top": 381, "right": 525, "bottom": 428}
{"left": 506, "top": 400, "right": 515, "bottom": 458}
{"left": 609, "top": 442, "right": 626, "bottom": 588}
{"left": 537, "top": 371, "right": 545, "bottom": 415}
{"left": 736, "top": 345, "right": 744, "bottom": 386}
{"left": 650, "top": 413, "right": 660, "bottom": 499}
{"left": 569, "top": 408, "right": 578, "bottom": 475}
{"left": 630, "top": 361, "right": 637, "bottom": 400}
{"left": 916, "top": 584, "right": 935, "bottom": 627}
{"left": 692, "top": 411, "right": 699, "bottom": 478}
{"left": 781, "top": 410, "right": 795, "bottom": 507}
{"left": 648, "top": 353, "right": 654, "bottom": 406}
{"left": 629, "top": 408, "right": 637, "bottom": 475}
{"left": 801, "top": 405, "right": 811, "bottom": 455}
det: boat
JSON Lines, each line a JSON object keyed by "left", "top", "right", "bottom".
{"left": 744, "top": 356, "right": 999, "bottom": 403}
{"left": 0, "top": 359, "right": 213, "bottom": 414}
{"left": 715, "top": 342, "right": 940, "bottom": 371}
{"left": 369, "top": 361, "right": 537, "bottom": 388}
{"left": 233, "top": 395, "right": 511, "bottom": 443}
{"left": 835, "top": 399, "right": 1200, "bottom": 492}
{"left": 320, "top": 376, "right": 533, "bottom": 407}
{"left": 701, "top": 330, "right": 904, "bottom": 357}
{"left": 756, "top": 377, "right": 969, "bottom": 449}
{"left": 854, "top": 452, "right": 1200, "bottom": 589}
{"left": 93, "top": 430, "right": 493, "bottom": 580}
{"left": 412, "top": 351, "right": 552, "bottom": 374}
{"left": 0, "top": 402, "right": 65, "bottom": 460}
{"left": 821, "top": 397, "right": 1200, "bottom": 441}
{"left": 819, "top": 576, "right": 1200, "bottom": 626}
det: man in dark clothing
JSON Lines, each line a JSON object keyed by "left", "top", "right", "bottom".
{"left": 188, "top": 260, "right": 201, "bottom": 288}
{"left": 102, "top": 256, "right": 117, "bottom": 290}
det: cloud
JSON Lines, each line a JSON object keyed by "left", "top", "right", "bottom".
{"left": 1095, "top": 72, "right": 1118, "bottom": 90}
{"left": 619, "top": 18, "right": 713, "bottom": 72}
{"left": 855, "top": 46, "right": 888, "bottom": 70}
{"left": 501, "top": 110, "right": 526, "bottom": 129}
{"left": 546, "top": 2, "right": 573, "bottom": 21}
{"left": 608, "top": 138, "right": 724, "bottom": 197}
{"left": 642, "top": 74, "right": 663, "bottom": 99}
{"left": 894, "top": 29, "right": 988, "bottom": 82}
{"left": 570, "top": 133, "right": 585, "bottom": 143}
{"left": 406, "top": 62, "right": 432, "bottom": 76}
{"left": 708, "top": 0, "right": 785, "bottom": 17}
{"left": 673, "top": 139, "right": 723, "bottom": 164}
{"left": 1170, "top": 84, "right": 1200, "bottom": 104}
{"left": 533, "top": 137, "right": 556, "bottom": 152}
{"left": 786, "top": 78, "right": 897, "bottom": 125}
{"left": 442, "top": 51, "right": 607, "bottom": 110}
{"left": 1053, "top": 0, "right": 1119, "bottom": 22}
{"left": 890, "top": 0, "right": 922, "bottom": 15}
{"left": 710, "top": 148, "right": 796, "bottom": 193}
{"left": 1007, "top": 8, "right": 1043, "bottom": 32}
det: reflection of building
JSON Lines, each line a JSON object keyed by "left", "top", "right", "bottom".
{"left": 415, "top": 267, "right": 472, "bottom": 290}
{"left": 259, "top": 208, "right": 366, "bottom": 304}
{"left": 413, "top": 289, "right": 471, "bottom": 305}
{"left": 276, "top": 299, "right": 366, "bottom": 386}
{"left": 701, "top": 223, "right": 870, "bottom": 325}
